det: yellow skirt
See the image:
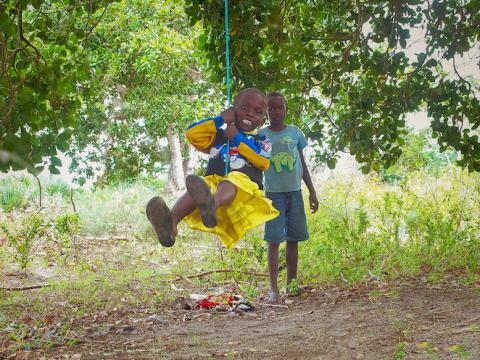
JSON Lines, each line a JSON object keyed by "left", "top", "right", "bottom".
{"left": 184, "top": 171, "right": 279, "bottom": 249}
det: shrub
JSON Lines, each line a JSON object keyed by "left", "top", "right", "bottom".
{"left": 0, "top": 213, "right": 47, "bottom": 269}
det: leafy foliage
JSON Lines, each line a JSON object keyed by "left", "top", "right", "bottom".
{"left": 0, "top": 0, "right": 117, "bottom": 174}
{"left": 380, "top": 129, "right": 456, "bottom": 183}
{"left": 68, "top": 0, "right": 222, "bottom": 185}
{"left": 186, "top": 0, "right": 480, "bottom": 172}
{"left": 0, "top": 212, "right": 46, "bottom": 269}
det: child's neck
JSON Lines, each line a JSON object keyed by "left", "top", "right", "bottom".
{"left": 268, "top": 122, "right": 287, "bottom": 132}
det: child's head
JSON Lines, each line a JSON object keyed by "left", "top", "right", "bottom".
{"left": 266, "top": 92, "right": 287, "bottom": 125}
{"left": 233, "top": 88, "right": 266, "bottom": 132}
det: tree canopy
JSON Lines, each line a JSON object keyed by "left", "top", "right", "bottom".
{"left": 186, "top": 0, "right": 480, "bottom": 172}
{"left": 1, "top": 0, "right": 479, "bottom": 177}
{"left": 68, "top": 0, "right": 221, "bottom": 184}
{"left": 0, "top": 0, "right": 117, "bottom": 174}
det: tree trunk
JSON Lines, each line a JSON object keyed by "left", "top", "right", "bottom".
{"left": 167, "top": 124, "right": 185, "bottom": 191}
{"left": 182, "top": 141, "right": 197, "bottom": 176}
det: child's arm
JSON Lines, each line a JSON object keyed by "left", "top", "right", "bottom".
{"left": 299, "top": 151, "right": 319, "bottom": 213}
{"left": 185, "top": 116, "right": 224, "bottom": 154}
{"left": 231, "top": 133, "right": 271, "bottom": 171}
{"left": 296, "top": 127, "right": 318, "bottom": 213}
{"left": 221, "top": 108, "right": 270, "bottom": 171}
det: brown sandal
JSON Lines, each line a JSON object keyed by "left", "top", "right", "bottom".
{"left": 146, "top": 196, "right": 175, "bottom": 247}
{"left": 185, "top": 174, "right": 218, "bottom": 228}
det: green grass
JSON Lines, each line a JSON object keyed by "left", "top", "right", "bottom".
{"left": 74, "top": 178, "right": 165, "bottom": 237}
{"left": 0, "top": 169, "right": 479, "bottom": 357}
{"left": 0, "top": 178, "right": 26, "bottom": 212}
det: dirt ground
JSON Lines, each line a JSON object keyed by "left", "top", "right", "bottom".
{"left": 18, "top": 279, "right": 480, "bottom": 360}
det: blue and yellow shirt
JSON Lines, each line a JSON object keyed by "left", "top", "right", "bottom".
{"left": 186, "top": 116, "right": 272, "bottom": 189}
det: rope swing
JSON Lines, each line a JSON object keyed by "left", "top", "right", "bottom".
{"left": 224, "top": 0, "right": 231, "bottom": 175}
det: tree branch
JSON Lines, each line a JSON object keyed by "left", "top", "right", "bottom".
{"left": 70, "top": 188, "right": 77, "bottom": 213}
{"left": 1, "top": 284, "right": 50, "bottom": 291}
{"left": 34, "top": 174, "right": 42, "bottom": 208}
{"left": 453, "top": 56, "right": 477, "bottom": 96}
{"left": 16, "top": 3, "right": 47, "bottom": 65}
{"left": 157, "top": 269, "right": 269, "bottom": 283}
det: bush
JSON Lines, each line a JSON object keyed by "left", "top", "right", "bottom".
{"left": 0, "top": 213, "right": 47, "bottom": 269}
{"left": 299, "top": 169, "right": 480, "bottom": 285}
{"left": 380, "top": 129, "right": 457, "bottom": 184}
{"left": 55, "top": 213, "right": 81, "bottom": 257}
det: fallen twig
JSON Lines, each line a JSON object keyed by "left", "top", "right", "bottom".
{"left": 183, "top": 269, "right": 269, "bottom": 279}
{"left": 82, "top": 236, "right": 132, "bottom": 242}
{"left": 155, "top": 269, "right": 269, "bottom": 283}
{"left": 445, "top": 315, "right": 480, "bottom": 330}
{"left": 261, "top": 303, "right": 289, "bottom": 309}
{"left": 0, "top": 284, "right": 50, "bottom": 291}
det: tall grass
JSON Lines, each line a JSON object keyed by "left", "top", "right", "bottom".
{"left": 0, "top": 178, "right": 26, "bottom": 212}
{"left": 298, "top": 168, "right": 480, "bottom": 285}
{"left": 1, "top": 169, "right": 478, "bottom": 285}
{"left": 74, "top": 177, "right": 165, "bottom": 238}
{"left": 184, "top": 168, "right": 480, "bottom": 286}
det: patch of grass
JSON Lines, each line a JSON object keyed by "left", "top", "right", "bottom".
{"left": 0, "top": 179, "right": 25, "bottom": 212}
{"left": 392, "top": 342, "right": 407, "bottom": 360}
{"left": 299, "top": 168, "right": 480, "bottom": 286}
{"left": 74, "top": 179, "right": 165, "bottom": 238}
{"left": 45, "top": 180, "right": 70, "bottom": 198}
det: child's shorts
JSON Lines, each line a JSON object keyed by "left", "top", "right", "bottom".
{"left": 264, "top": 191, "right": 309, "bottom": 243}
{"left": 184, "top": 171, "right": 279, "bottom": 249}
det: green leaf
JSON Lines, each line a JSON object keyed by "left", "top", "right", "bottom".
{"left": 50, "top": 156, "right": 62, "bottom": 166}
{"left": 48, "top": 165, "right": 61, "bottom": 175}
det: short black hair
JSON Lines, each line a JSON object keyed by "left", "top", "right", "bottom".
{"left": 233, "top": 88, "right": 266, "bottom": 107}
{"left": 266, "top": 91, "right": 286, "bottom": 103}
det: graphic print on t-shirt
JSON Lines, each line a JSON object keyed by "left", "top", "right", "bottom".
{"left": 270, "top": 135, "right": 298, "bottom": 173}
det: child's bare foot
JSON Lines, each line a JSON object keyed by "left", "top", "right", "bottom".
{"left": 268, "top": 289, "right": 280, "bottom": 304}
{"left": 146, "top": 196, "right": 175, "bottom": 247}
{"left": 185, "top": 174, "right": 217, "bottom": 228}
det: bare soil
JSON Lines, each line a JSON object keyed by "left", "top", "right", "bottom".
{"left": 18, "top": 279, "right": 480, "bottom": 360}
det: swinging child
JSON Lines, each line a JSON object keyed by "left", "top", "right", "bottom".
{"left": 146, "top": 88, "right": 279, "bottom": 249}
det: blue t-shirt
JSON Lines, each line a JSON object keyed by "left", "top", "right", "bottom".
{"left": 259, "top": 125, "right": 307, "bottom": 192}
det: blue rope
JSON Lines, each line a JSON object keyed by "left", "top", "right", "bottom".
{"left": 224, "top": 0, "right": 231, "bottom": 175}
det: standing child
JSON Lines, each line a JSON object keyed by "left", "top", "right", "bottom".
{"left": 146, "top": 88, "right": 279, "bottom": 249}
{"left": 259, "top": 92, "right": 319, "bottom": 304}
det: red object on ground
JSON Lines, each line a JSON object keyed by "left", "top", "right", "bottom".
{"left": 194, "top": 294, "right": 239, "bottom": 310}
{"left": 195, "top": 296, "right": 220, "bottom": 309}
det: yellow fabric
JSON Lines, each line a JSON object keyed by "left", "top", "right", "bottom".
{"left": 184, "top": 171, "right": 279, "bottom": 249}
{"left": 185, "top": 119, "right": 217, "bottom": 152}
{"left": 238, "top": 142, "right": 270, "bottom": 171}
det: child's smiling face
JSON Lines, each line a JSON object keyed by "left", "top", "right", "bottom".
{"left": 234, "top": 92, "right": 266, "bottom": 132}
{"left": 267, "top": 95, "right": 287, "bottom": 125}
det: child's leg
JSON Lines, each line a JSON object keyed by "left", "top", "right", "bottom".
{"left": 214, "top": 180, "right": 237, "bottom": 207}
{"left": 284, "top": 191, "right": 308, "bottom": 294}
{"left": 185, "top": 175, "right": 237, "bottom": 228}
{"left": 264, "top": 192, "right": 287, "bottom": 304}
{"left": 286, "top": 241, "right": 298, "bottom": 287}
{"left": 267, "top": 243, "right": 280, "bottom": 303}
{"left": 170, "top": 191, "right": 197, "bottom": 234}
